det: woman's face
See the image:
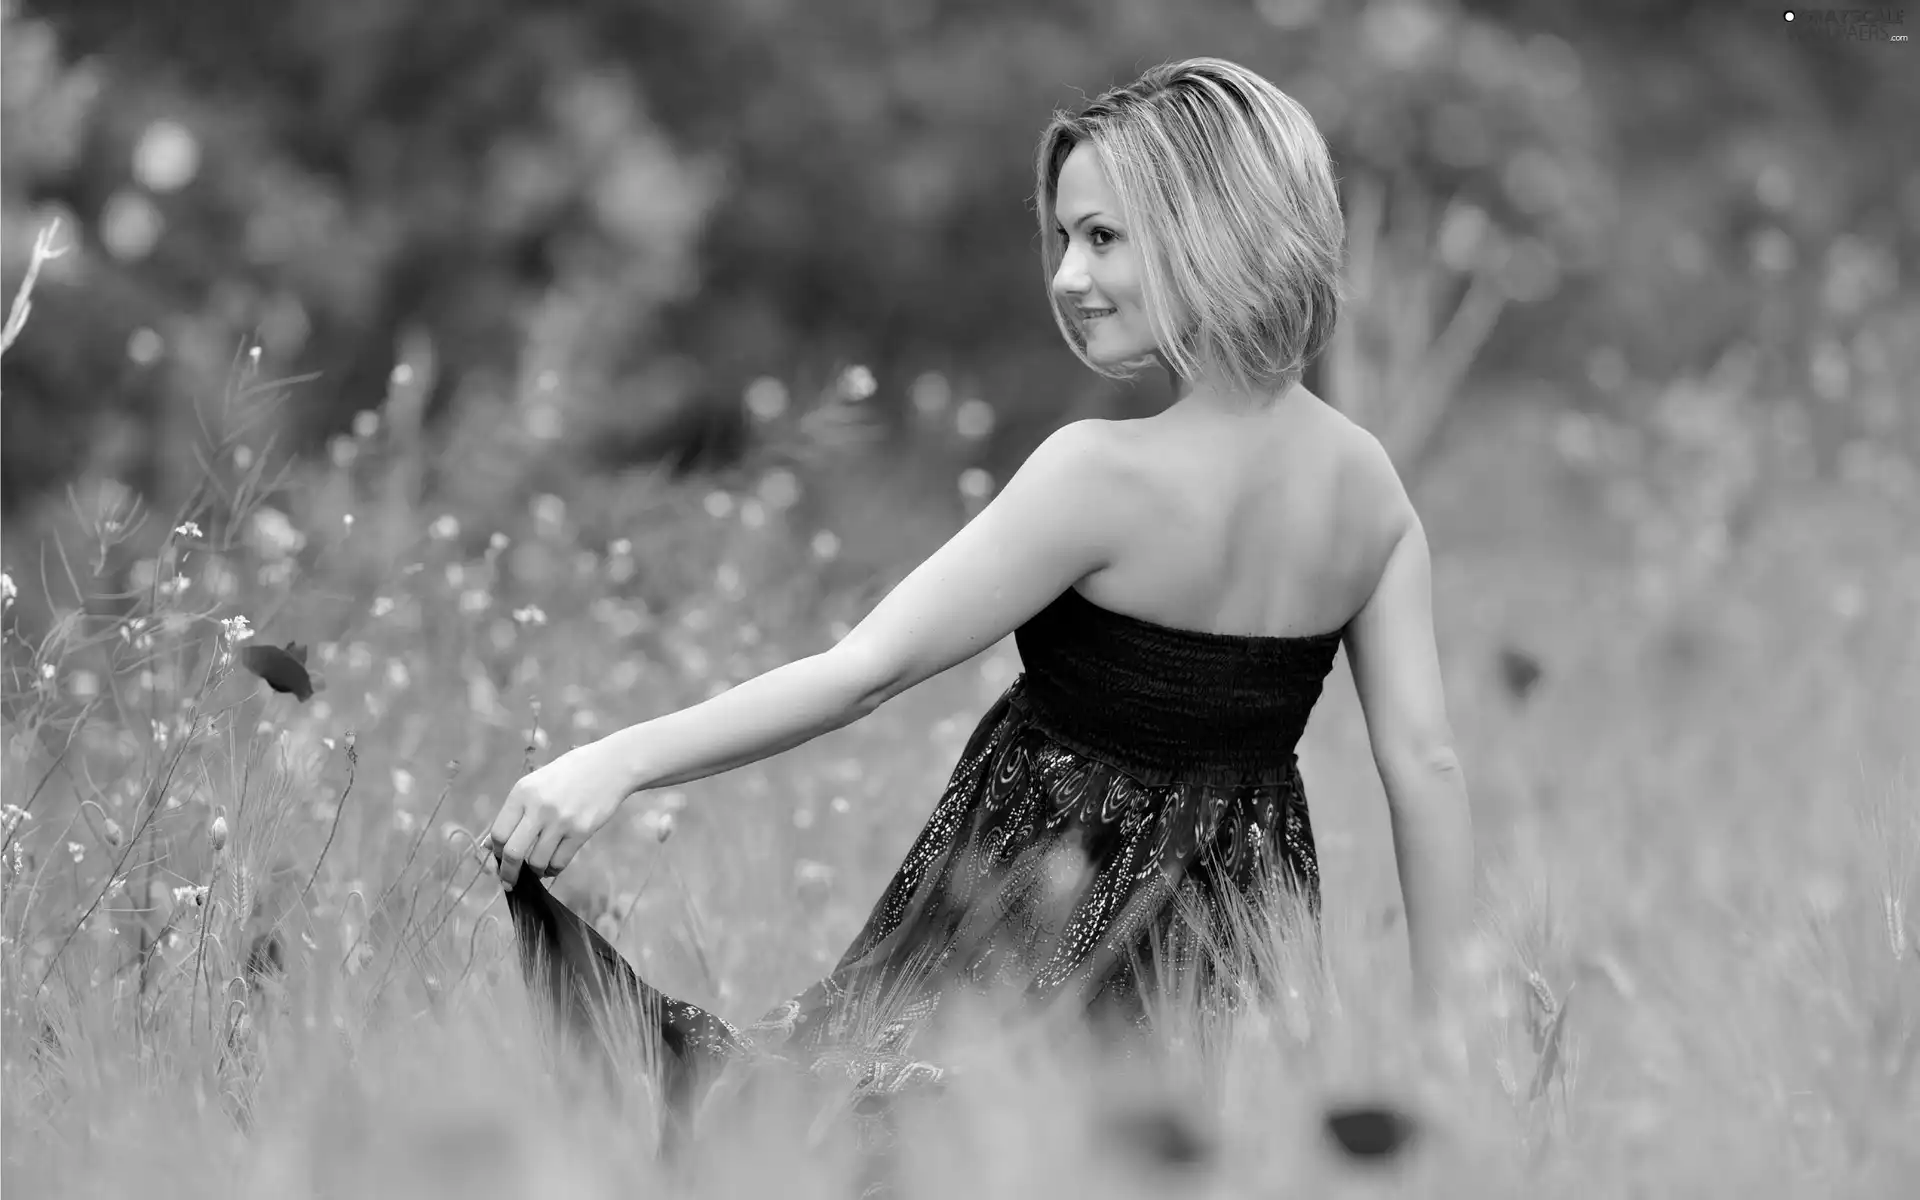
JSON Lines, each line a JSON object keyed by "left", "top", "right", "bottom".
{"left": 1051, "top": 143, "right": 1160, "bottom": 368}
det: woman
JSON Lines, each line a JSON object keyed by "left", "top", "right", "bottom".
{"left": 487, "top": 56, "right": 1474, "bottom": 1169}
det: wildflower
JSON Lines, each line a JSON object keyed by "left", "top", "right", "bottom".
{"left": 174, "top": 521, "right": 203, "bottom": 540}
{"left": 67, "top": 841, "right": 85, "bottom": 864}
{"left": 249, "top": 507, "right": 305, "bottom": 558}
{"left": 511, "top": 605, "right": 547, "bottom": 628}
{"left": 209, "top": 813, "right": 228, "bottom": 853}
{"left": 221, "top": 614, "right": 255, "bottom": 643}
{"left": 172, "top": 884, "right": 207, "bottom": 907}
{"left": 794, "top": 858, "right": 835, "bottom": 901}
{"left": 239, "top": 640, "right": 319, "bottom": 701}
{"left": 840, "top": 364, "right": 877, "bottom": 401}
{"left": 1, "top": 571, "right": 15, "bottom": 607}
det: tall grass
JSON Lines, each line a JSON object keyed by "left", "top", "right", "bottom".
{"left": 3, "top": 236, "right": 1917, "bottom": 1197}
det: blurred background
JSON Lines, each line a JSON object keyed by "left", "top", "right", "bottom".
{"left": 5, "top": 0, "right": 1916, "bottom": 513}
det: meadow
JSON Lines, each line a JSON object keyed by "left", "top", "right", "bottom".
{"left": 2, "top": 283, "right": 1917, "bottom": 1197}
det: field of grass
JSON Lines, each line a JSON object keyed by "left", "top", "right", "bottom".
{"left": 2, "top": 341, "right": 1916, "bottom": 1200}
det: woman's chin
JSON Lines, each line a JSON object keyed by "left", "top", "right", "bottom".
{"left": 1086, "top": 343, "right": 1155, "bottom": 369}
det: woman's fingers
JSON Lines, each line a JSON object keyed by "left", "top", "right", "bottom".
{"left": 487, "top": 795, "right": 524, "bottom": 854}
{"left": 547, "top": 833, "right": 585, "bottom": 877}
{"left": 497, "top": 813, "right": 539, "bottom": 885}
{"left": 526, "top": 824, "right": 566, "bottom": 877}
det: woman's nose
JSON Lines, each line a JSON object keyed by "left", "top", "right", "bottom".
{"left": 1053, "top": 259, "right": 1089, "bottom": 302}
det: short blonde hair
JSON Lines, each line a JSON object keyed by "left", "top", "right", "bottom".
{"left": 1035, "top": 57, "right": 1344, "bottom": 399}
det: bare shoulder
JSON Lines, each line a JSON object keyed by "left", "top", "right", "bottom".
{"left": 1040, "top": 416, "right": 1152, "bottom": 503}
{"left": 1322, "top": 405, "right": 1417, "bottom": 544}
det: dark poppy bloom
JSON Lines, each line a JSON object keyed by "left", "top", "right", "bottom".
{"left": 1496, "top": 644, "right": 1544, "bottom": 702}
{"left": 239, "top": 640, "right": 319, "bottom": 701}
{"left": 1322, "top": 1101, "right": 1419, "bottom": 1161}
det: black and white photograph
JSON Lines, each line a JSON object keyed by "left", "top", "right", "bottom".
{"left": 1, "top": 2, "right": 1915, "bottom": 1196}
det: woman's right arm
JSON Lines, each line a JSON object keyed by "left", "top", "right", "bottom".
{"left": 1343, "top": 489, "right": 1476, "bottom": 1018}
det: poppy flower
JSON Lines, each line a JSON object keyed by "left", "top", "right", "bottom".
{"left": 1496, "top": 643, "right": 1544, "bottom": 702}
{"left": 1322, "top": 1101, "right": 1419, "bottom": 1161}
{"left": 239, "top": 640, "right": 321, "bottom": 701}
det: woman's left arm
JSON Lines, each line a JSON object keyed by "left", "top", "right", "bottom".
{"left": 488, "top": 419, "right": 1128, "bottom": 883}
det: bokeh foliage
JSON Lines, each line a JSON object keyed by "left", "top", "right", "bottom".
{"left": 4, "top": 0, "right": 1915, "bottom": 526}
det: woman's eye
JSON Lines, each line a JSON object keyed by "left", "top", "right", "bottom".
{"left": 1055, "top": 226, "right": 1117, "bottom": 247}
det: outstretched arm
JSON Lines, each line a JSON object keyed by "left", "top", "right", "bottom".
{"left": 1344, "top": 503, "right": 1475, "bottom": 1015}
{"left": 488, "top": 420, "right": 1124, "bottom": 881}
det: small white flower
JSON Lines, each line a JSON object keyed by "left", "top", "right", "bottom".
{"left": 67, "top": 841, "right": 85, "bottom": 863}
{"left": 392, "top": 767, "right": 414, "bottom": 796}
{"left": 512, "top": 605, "right": 547, "bottom": 628}
{"left": 174, "top": 521, "right": 203, "bottom": 540}
{"left": 0, "top": 572, "right": 15, "bottom": 606}
{"left": 841, "top": 364, "right": 877, "bottom": 401}
{"left": 172, "top": 884, "right": 208, "bottom": 907}
{"left": 220, "top": 614, "right": 254, "bottom": 643}
{"left": 794, "top": 858, "right": 835, "bottom": 897}
{"left": 249, "top": 507, "right": 305, "bottom": 559}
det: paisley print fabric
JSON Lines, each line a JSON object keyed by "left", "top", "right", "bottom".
{"left": 504, "top": 584, "right": 1345, "bottom": 1162}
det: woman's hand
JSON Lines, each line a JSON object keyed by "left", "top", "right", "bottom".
{"left": 486, "top": 739, "right": 635, "bottom": 885}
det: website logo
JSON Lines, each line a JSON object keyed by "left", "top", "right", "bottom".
{"left": 1782, "top": 9, "right": 1909, "bottom": 41}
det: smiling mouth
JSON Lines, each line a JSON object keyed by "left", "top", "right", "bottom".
{"left": 1078, "top": 307, "right": 1117, "bottom": 321}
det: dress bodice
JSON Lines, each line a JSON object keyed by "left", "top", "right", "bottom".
{"left": 1010, "top": 585, "right": 1345, "bottom": 787}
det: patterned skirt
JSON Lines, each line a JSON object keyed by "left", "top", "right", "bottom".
{"left": 503, "top": 674, "right": 1320, "bottom": 1154}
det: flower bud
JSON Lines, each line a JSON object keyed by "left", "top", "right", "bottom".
{"left": 651, "top": 811, "right": 676, "bottom": 844}
{"left": 209, "top": 813, "right": 229, "bottom": 854}
{"left": 102, "top": 818, "right": 124, "bottom": 847}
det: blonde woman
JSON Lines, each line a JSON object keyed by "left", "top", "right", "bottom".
{"left": 490, "top": 56, "right": 1474, "bottom": 1163}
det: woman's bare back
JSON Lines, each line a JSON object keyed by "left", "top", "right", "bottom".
{"left": 1078, "top": 386, "right": 1402, "bottom": 642}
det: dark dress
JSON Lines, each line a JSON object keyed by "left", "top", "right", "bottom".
{"left": 503, "top": 584, "right": 1345, "bottom": 1161}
